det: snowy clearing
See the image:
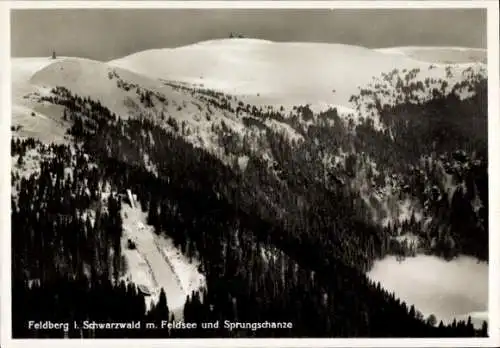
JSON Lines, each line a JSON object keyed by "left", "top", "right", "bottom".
{"left": 120, "top": 200, "right": 205, "bottom": 317}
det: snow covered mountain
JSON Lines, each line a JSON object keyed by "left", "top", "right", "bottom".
{"left": 13, "top": 40, "right": 485, "bottom": 149}
{"left": 108, "top": 39, "right": 484, "bottom": 109}
{"left": 11, "top": 39, "right": 488, "bottom": 330}
{"left": 12, "top": 39, "right": 487, "bottom": 243}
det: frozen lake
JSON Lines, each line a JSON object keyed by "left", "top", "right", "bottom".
{"left": 367, "top": 254, "right": 488, "bottom": 328}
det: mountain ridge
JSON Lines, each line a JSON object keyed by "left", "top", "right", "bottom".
{"left": 10, "top": 40, "right": 489, "bottom": 337}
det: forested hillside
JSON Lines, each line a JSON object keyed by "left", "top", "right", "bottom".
{"left": 11, "top": 60, "right": 488, "bottom": 338}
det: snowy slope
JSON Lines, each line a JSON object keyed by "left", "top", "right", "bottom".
{"left": 13, "top": 42, "right": 485, "bottom": 148}
{"left": 121, "top": 202, "right": 205, "bottom": 317}
{"left": 12, "top": 57, "right": 58, "bottom": 96}
{"left": 13, "top": 57, "right": 244, "bottom": 151}
{"left": 30, "top": 57, "right": 185, "bottom": 119}
{"left": 109, "top": 39, "right": 482, "bottom": 110}
{"left": 11, "top": 57, "right": 71, "bottom": 143}
{"left": 375, "top": 46, "right": 487, "bottom": 64}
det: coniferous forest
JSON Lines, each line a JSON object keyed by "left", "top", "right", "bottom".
{"left": 11, "top": 64, "right": 488, "bottom": 338}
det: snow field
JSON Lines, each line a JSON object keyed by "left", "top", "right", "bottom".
{"left": 120, "top": 201, "right": 205, "bottom": 316}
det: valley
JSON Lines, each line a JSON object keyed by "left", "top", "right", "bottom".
{"left": 10, "top": 39, "right": 488, "bottom": 338}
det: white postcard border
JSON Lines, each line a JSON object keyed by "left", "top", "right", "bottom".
{"left": 1, "top": 1, "right": 498, "bottom": 347}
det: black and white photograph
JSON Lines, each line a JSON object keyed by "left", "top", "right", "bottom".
{"left": 1, "top": 1, "right": 499, "bottom": 346}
